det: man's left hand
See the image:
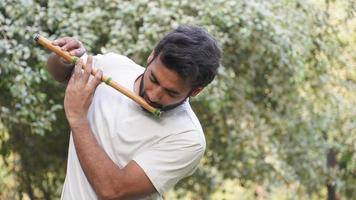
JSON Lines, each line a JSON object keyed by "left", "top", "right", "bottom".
{"left": 64, "top": 55, "right": 103, "bottom": 126}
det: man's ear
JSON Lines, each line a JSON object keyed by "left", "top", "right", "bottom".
{"left": 190, "top": 87, "right": 204, "bottom": 97}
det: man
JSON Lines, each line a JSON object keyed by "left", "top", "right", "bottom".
{"left": 47, "top": 25, "right": 221, "bottom": 200}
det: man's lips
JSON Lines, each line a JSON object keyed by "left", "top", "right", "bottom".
{"left": 143, "top": 96, "right": 162, "bottom": 109}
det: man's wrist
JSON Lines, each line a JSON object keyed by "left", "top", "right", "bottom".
{"left": 68, "top": 117, "right": 90, "bottom": 130}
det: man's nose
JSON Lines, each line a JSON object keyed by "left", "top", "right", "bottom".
{"left": 148, "top": 87, "right": 164, "bottom": 102}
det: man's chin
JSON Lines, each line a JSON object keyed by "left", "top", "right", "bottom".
{"left": 140, "top": 101, "right": 184, "bottom": 114}
{"left": 139, "top": 90, "right": 186, "bottom": 113}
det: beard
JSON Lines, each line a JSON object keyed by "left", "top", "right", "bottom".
{"left": 137, "top": 72, "right": 189, "bottom": 113}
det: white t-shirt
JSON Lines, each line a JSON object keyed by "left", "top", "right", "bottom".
{"left": 60, "top": 53, "right": 206, "bottom": 200}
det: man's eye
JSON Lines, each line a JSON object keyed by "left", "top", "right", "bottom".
{"left": 150, "top": 77, "right": 158, "bottom": 84}
{"left": 167, "top": 92, "right": 177, "bottom": 98}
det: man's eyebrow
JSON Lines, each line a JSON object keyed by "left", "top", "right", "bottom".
{"left": 151, "top": 71, "right": 180, "bottom": 95}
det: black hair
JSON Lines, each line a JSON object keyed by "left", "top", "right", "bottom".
{"left": 153, "top": 25, "right": 222, "bottom": 88}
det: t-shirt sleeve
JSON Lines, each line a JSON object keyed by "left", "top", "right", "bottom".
{"left": 79, "top": 53, "right": 103, "bottom": 70}
{"left": 132, "top": 131, "right": 206, "bottom": 195}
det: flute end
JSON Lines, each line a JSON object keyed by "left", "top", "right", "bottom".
{"left": 154, "top": 109, "right": 162, "bottom": 117}
{"left": 33, "top": 34, "right": 40, "bottom": 42}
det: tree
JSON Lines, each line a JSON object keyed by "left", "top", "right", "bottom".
{"left": 0, "top": 0, "right": 355, "bottom": 199}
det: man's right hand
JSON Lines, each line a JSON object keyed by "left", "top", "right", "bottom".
{"left": 52, "top": 37, "right": 86, "bottom": 58}
{"left": 47, "top": 37, "right": 87, "bottom": 83}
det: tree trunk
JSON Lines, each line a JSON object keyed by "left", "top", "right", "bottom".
{"left": 327, "top": 148, "right": 340, "bottom": 200}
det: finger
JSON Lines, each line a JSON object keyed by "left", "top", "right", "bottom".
{"left": 52, "top": 37, "right": 71, "bottom": 47}
{"left": 82, "top": 55, "right": 93, "bottom": 83}
{"left": 73, "top": 59, "right": 83, "bottom": 81}
{"left": 89, "top": 69, "right": 103, "bottom": 90}
{"left": 69, "top": 46, "right": 86, "bottom": 57}
{"left": 61, "top": 39, "right": 81, "bottom": 51}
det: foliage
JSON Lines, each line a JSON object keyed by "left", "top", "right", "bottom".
{"left": 0, "top": 0, "right": 355, "bottom": 199}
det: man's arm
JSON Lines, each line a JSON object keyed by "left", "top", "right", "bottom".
{"left": 46, "top": 37, "right": 86, "bottom": 83}
{"left": 47, "top": 53, "right": 74, "bottom": 83}
{"left": 64, "top": 57, "right": 157, "bottom": 200}
{"left": 70, "top": 119, "right": 157, "bottom": 200}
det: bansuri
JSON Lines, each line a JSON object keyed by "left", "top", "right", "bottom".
{"left": 33, "top": 34, "right": 162, "bottom": 117}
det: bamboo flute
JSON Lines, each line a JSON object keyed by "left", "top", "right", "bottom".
{"left": 33, "top": 34, "right": 161, "bottom": 117}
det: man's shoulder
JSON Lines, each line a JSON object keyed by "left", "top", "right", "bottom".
{"left": 96, "top": 52, "right": 139, "bottom": 67}
{"left": 163, "top": 103, "right": 206, "bottom": 148}
{"left": 94, "top": 52, "right": 144, "bottom": 80}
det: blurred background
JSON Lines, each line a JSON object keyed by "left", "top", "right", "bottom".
{"left": 0, "top": 0, "right": 355, "bottom": 199}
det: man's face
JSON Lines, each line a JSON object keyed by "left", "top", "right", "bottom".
{"left": 139, "top": 56, "right": 195, "bottom": 111}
